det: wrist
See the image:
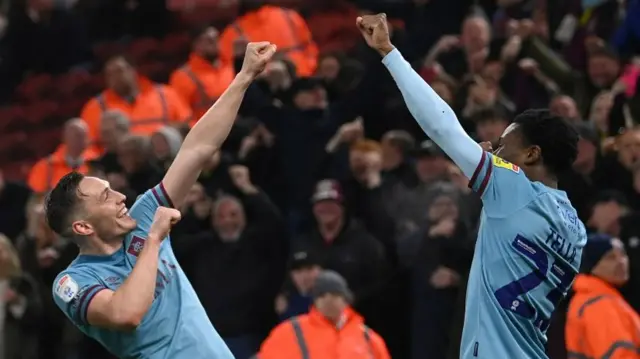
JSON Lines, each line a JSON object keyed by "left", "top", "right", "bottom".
{"left": 145, "top": 234, "right": 165, "bottom": 247}
{"left": 235, "top": 71, "right": 255, "bottom": 88}
{"left": 377, "top": 43, "right": 396, "bottom": 57}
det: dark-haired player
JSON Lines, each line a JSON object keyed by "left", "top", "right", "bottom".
{"left": 357, "top": 14, "right": 587, "bottom": 359}
{"left": 48, "top": 42, "right": 276, "bottom": 358}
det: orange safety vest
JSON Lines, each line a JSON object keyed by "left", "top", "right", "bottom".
{"left": 80, "top": 77, "right": 192, "bottom": 144}
{"left": 27, "top": 145, "right": 99, "bottom": 193}
{"left": 565, "top": 275, "right": 640, "bottom": 359}
{"left": 219, "top": 5, "right": 318, "bottom": 77}
{"left": 169, "top": 54, "right": 235, "bottom": 125}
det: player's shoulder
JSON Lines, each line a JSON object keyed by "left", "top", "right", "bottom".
{"left": 52, "top": 264, "right": 102, "bottom": 304}
{"left": 489, "top": 154, "right": 522, "bottom": 175}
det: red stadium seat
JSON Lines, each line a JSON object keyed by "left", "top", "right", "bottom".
{"left": 23, "top": 100, "right": 59, "bottom": 128}
{"left": 88, "top": 73, "right": 106, "bottom": 95}
{"left": 93, "top": 42, "right": 126, "bottom": 66}
{"left": 161, "top": 33, "right": 191, "bottom": 62}
{"left": 54, "top": 71, "right": 92, "bottom": 101}
{"left": 15, "top": 74, "right": 53, "bottom": 102}
{"left": 129, "top": 37, "right": 161, "bottom": 64}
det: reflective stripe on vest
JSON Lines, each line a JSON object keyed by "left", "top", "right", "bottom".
{"left": 46, "top": 155, "right": 54, "bottom": 192}
{"left": 180, "top": 65, "right": 215, "bottom": 109}
{"left": 95, "top": 86, "right": 169, "bottom": 128}
{"left": 289, "top": 317, "right": 374, "bottom": 359}
{"left": 231, "top": 9, "right": 313, "bottom": 55}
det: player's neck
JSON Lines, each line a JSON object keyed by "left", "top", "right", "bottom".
{"left": 78, "top": 236, "right": 124, "bottom": 256}
{"left": 525, "top": 167, "right": 558, "bottom": 189}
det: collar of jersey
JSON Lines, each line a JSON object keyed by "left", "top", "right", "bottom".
{"left": 74, "top": 244, "right": 125, "bottom": 265}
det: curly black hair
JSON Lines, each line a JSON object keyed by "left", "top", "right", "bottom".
{"left": 512, "top": 109, "right": 579, "bottom": 176}
{"left": 44, "top": 172, "right": 85, "bottom": 237}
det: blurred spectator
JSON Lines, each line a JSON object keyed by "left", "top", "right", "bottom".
{"left": 170, "top": 25, "right": 234, "bottom": 123}
{"left": 275, "top": 251, "right": 321, "bottom": 321}
{"left": 0, "top": 171, "right": 31, "bottom": 242}
{"left": 565, "top": 234, "right": 640, "bottom": 358}
{"left": 471, "top": 107, "right": 511, "bottom": 147}
{"left": 116, "top": 134, "right": 163, "bottom": 195}
{"left": 96, "top": 110, "right": 130, "bottom": 174}
{"left": 27, "top": 118, "right": 99, "bottom": 194}
{"left": 218, "top": 0, "right": 318, "bottom": 76}
{"left": 587, "top": 191, "right": 630, "bottom": 236}
{"left": 80, "top": 55, "right": 192, "bottom": 144}
{"left": 150, "top": 126, "right": 183, "bottom": 171}
{"left": 257, "top": 270, "right": 391, "bottom": 359}
{"left": 174, "top": 165, "right": 287, "bottom": 359}
{"left": 380, "top": 129, "right": 419, "bottom": 188}
{"left": 1, "top": 233, "right": 42, "bottom": 359}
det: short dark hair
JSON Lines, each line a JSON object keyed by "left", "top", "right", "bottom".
{"left": 472, "top": 107, "right": 509, "bottom": 124}
{"left": 45, "top": 172, "right": 85, "bottom": 236}
{"left": 512, "top": 109, "right": 579, "bottom": 176}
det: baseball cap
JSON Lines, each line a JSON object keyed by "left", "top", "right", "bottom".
{"left": 574, "top": 122, "right": 600, "bottom": 149}
{"left": 289, "top": 251, "right": 320, "bottom": 270}
{"left": 413, "top": 140, "right": 447, "bottom": 158}
{"left": 311, "top": 179, "right": 344, "bottom": 203}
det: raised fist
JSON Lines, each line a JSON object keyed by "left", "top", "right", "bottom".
{"left": 149, "top": 207, "right": 181, "bottom": 241}
{"left": 240, "top": 42, "right": 277, "bottom": 78}
{"left": 356, "top": 14, "right": 394, "bottom": 56}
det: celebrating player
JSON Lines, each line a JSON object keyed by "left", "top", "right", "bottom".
{"left": 46, "top": 42, "right": 276, "bottom": 358}
{"left": 357, "top": 14, "right": 587, "bottom": 359}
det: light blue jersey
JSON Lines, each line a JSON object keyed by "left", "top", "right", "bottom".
{"left": 52, "top": 184, "right": 234, "bottom": 359}
{"left": 461, "top": 152, "right": 587, "bottom": 359}
{"left": 381, "top": 48, "right": 587, "bottom": 359}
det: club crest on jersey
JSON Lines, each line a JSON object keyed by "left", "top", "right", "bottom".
{"left": 492, "top": 156, "right": 520, "bottom": 173}
{"left": 55, "top": 274, "right": 79, "bottom": 303}
{"left": 127, "top": 236, "right": 146, "bottom": 257}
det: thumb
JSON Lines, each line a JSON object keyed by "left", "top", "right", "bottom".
{"left": 261, "top": 44, "right": 277, "bottom": 59}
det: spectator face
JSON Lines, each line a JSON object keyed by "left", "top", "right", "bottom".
{"left": 105, "top": 57, "right": 137, "bottom": 95}
{"left": 416, "top": 156, "right": 449, "bottom": 183}
{"left": 592, "top": 239, "right": 629, "bottom": 286}
{"left": 64, "top": 120, "right": 88, "bottom": 156}
{"left": 312, "top": 200, "right": 343, "bottom": 225}
{"left": 151, "top": 132, "right": 171, "bottom": 160}
{"left": 476, "top": 118, "right": 509, "bottom": 146}
{"left": 212, "top": 197, "right": 246, "bottom": 242}
{"left": 349, "top": 149, "right": 382, "bottom": 180}
{"left": 314, "top": 293, "right": 348, "bottom": 321}
{"left": 117, "top": 140, "right": 147, "bottom": 174}
{"left": 195, "top": 27, "right": 220, "bottom": 61}
{"left": 461, "top": 17, "right": 490, "bottom": 53}
{"left": 549, "top": 96, "right": 579, "bottom": 121}
{"left": 588, "top": 200, "right": 627, "bottom": 235}
{"left": 100, "top": 115, "right": 128, "bottom": 152}
{"left": 616, "top": 130, "right": 640, "bottom": 170}
{"left": 317, "top": 55, "right": 340, "bottom": 82}
{"left": 574, "top": 138, "right": 597, "bottom": 170}
{"left": 73, "top": 176, "right": 136, "bottom": 239}
{"left": 291, "top": 265, "right": 321, "bottom": 294}
{"left": 428, "top": 195, "right": 459, "bottom": 222}
{"left": 380, "top": 138, "right": 403, "bottom": 171}
{"left": 293, "top": 88, "right": 328, "bottom": 110}
{"left": 588, "top": 55, "right": 620, "bottom": 89}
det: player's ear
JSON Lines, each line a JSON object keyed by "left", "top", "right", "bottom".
{"left": 72, "top": 220, "right": 94, "bottom": 236}
{"left": 524, "top": 145, "right": 542, "bottom": 165}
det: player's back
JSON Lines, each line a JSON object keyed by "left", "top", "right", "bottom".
{"left": 462, "top": 153, "right": 587, "bottom": 359}
{"left": 53, "top": 184, "right": 233, "bottom": 359}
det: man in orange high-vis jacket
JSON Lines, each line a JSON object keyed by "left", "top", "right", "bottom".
{"left": 170, "top": 26, "right": 234, "bottom": 125}
{"left": 28, "top": 119, "right": 99, "bottom": 194}
{"left": 81, "top": 55, "right": 192, "bottom": 145}
{"left": 257, "top": 270, "right": 391, "bottom": 359}
{"left": 566, "top": 234, "right": 640, "bottom": 359}
{"left": 218, "top": 2, "right": 318, "bottom": 77}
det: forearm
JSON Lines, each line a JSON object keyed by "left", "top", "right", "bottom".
{"left": 109, "top": 239, "right": 161, "bottom": 323}
{"left": 381, "top": 48, "right": 483, "bottom": 177}
{"left": 181, "top": 72, "right": 253, "bottom": 157}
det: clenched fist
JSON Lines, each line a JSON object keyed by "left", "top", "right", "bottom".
{"left": 356, "top": 14, "right": 394, "bottom": 56}
{"left": 148, "top": 207, "right": 182, "bottom": 241}
{"left": 240, "top": 42, "right": 277, "bottom": 78}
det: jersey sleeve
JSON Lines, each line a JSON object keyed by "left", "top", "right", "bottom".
{"left": 129, "top": 183, "right": 174, "bottom": 233}
{"left": 52, "top": 269, "right": 106, "bottom": 327}
{"left": 469, "top": 152, "right": 537, "bottom": 216}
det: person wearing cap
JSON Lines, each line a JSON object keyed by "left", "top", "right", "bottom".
{"left": 275, "top": 251, "right": 322, "bottom": 321}
{"left": 256, "top": 270, "right": 391, "bottom": 359}
{"left": 565, "top": 234, "right": 640, "bottom": 359}
{"left": 380, "top": 130, "right": 419, "bottom": 188}
{"left": 413, "top": 139, "right": 451, "bottom": 184}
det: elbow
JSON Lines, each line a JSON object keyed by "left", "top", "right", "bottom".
{"left": 117, "top": 314, "right": 143, "bottom": 332}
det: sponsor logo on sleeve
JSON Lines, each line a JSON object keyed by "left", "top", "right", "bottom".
{"left": 55, "top": 274, "right": 79, "bottom": 303}
{"left": 492, "top": 156, "right": 520, "bottom": 173}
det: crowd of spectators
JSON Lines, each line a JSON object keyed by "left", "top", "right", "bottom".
{"left": 1, "top": 0, "right": 640, "bottom": 358}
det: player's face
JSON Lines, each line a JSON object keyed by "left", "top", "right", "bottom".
{"left": 72, "top": 177, "right": 136, "bottom": 240}
{"left": 594, "top": 239, "right": 629, "bottom": 286}
{"left": 493, "top": 123, "right": 540, "bottom": 170}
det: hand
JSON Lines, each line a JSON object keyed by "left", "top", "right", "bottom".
{"left": 356, "top": 14, "right": 395, "bottom": 56}
{"left": 275, "top": 294, "right": 288, "bottom": 315}
{"left": 238, "top": 134, "right": 259, "bottom": 160}
{"left": 430, "top": 266, "right": 460, "bottom": 288}
{"left": 518, "top": 58, "right": 539, "bottom": 74}
{"left": 4, "top": 288, "right": 18, "bottom": 304}
{"left": 229, "top": 165, "right": 258, "bottom": 194}
{"left": 337, "top": 118, "right": 364, "bottom": 143}
{"left": 429, "top": 217, "right": 457, "bottom": 237}
{"left": 434, "top": 35, "right": 460, "bottom": 54}
{"left": 479, "top": 141, "right": 493, "bottom": 152}
{"left": 516, "top": 19, "right": 535, "bottom": 39}
{"left": 149, "top": 207, "right": 182, "bottom": 240}
{"left": 240, "top": 42, "right": 277, "bottom": 79}
{"left": 37, "top": 247, "right": 59, "bottom": 268}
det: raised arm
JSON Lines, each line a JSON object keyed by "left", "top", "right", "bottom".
{"left": 356, "top": 15, "right": 483, "bottom": 178}
{"left": 162, "top": 42, "right": 276, "bottom": 208}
